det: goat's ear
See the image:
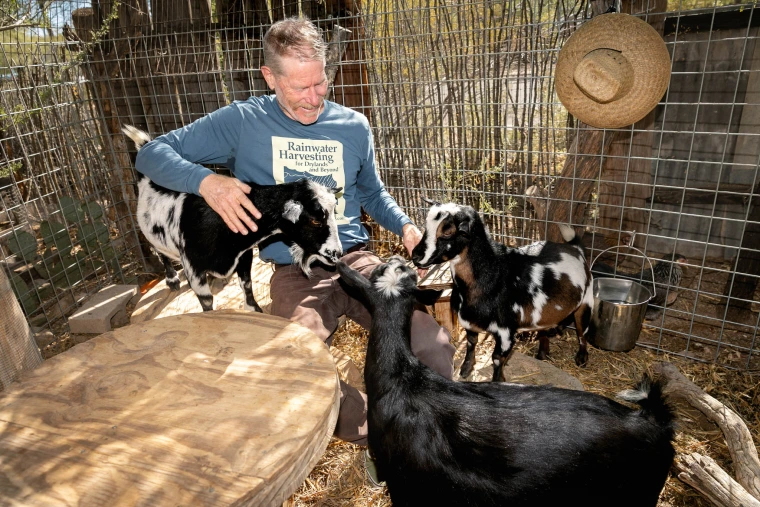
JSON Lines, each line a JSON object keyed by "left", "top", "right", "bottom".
{"left": 283, "top": 200, "right": 303, "bottom": 223}
{"left": 422, "top": 197, "right": 441, "bottom": 206}
{"left": 330, "top": 187, "right": 343, "bottom": 194}
{"left": 413, "top": 288, "right": 443, "bottom": 306}
{"left": 457, "top": 215, "right": 471, "bottom": 235}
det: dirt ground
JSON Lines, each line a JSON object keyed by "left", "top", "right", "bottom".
{"left": 621, "top": 255, "right": 760, "bottom": 371}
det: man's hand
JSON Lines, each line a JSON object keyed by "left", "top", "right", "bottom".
{"left": 199, "top": 173, "right": 261, "bottom": 234}
{"left": 402, "top": 223, "right": 427, "bottom": 278}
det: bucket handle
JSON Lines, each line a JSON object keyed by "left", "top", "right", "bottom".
{"left": 591, "top": 244, "right": 656, "bottom": 302}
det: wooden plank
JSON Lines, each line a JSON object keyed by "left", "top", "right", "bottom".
{"left": 0, "top": 311, "right": 339, "bottom": 506}
{"left": 646, "top": 184, "right": 751, "bottom": 206}
{"left": 415, "top": 263, "right": 458, "bottom": 335}
{"left": 723, "top": 182, "right": 760, "bottom": 320}
{"left": 433, "top": 289, "right": 458, "bottom": 336}
{"left": 0, "top": 267, "right": 43, "bottom": 390}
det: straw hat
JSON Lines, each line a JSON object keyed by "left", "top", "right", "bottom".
{"left": 556, "top": 13, "right": 671, "bottom": 129}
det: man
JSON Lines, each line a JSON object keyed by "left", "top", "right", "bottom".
{"left": 135, "top": 16, "right": 455, "bottom": 449}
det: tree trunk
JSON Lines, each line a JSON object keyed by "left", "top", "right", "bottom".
{"left": 546, "top": 127, "right": 614, "bottom": 242}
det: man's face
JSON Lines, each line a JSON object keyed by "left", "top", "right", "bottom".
{"left": 262, "top": 55, "right": 328, "bottom": 125}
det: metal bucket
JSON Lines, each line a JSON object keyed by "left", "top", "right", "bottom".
{"left": 589, "top": 246, "right": 655, "bottom": 352}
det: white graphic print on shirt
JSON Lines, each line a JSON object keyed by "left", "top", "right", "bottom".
{"left": 272, "top": 136, "right": 348, "bottom": 224}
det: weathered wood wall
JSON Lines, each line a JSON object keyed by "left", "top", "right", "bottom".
{"left": 649, "top": 18, "right": 760, "bottom": 261}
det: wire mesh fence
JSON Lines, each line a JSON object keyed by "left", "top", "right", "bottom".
{"left": 0, "top": 0, "right": 758, "bottom": 369}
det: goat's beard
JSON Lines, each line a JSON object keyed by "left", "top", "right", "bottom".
{"left": 289, "top": 244, "right": 315, "bottom": 278}
{"left": 289, "top": 244, "right": 339, "bottom": 278}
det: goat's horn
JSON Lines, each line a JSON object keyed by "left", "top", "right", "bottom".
{"left": 422, "top": 197, "right": 441, "bottom": 206}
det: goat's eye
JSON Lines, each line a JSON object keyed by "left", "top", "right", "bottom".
{"left": 440, "top": 232, "right": 454, "bottom": 239}
{"left": 310, "top": 218, "right": 321, "bottom": 226}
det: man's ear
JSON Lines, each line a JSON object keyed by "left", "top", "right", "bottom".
{"left": 261, "top": 65, "right": 276, "bottom": 90}
{"left": 413, "top": 288, "right": 443, "bottom": 306}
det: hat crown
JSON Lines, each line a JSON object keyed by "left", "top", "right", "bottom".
{"left": 573, "top": 49, "right": 634, "bottom": 104}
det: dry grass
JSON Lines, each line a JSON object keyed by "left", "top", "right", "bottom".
{"left": 292, "top": 319, "right": 760, "bottom": 507}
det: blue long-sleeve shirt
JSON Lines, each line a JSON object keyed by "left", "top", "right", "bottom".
{"left": 135, "top": 95, "right": 412, "bottom": 264}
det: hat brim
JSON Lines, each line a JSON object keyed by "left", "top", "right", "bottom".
{"left": 556, "top": 13, "right": 671, "bottom": 129}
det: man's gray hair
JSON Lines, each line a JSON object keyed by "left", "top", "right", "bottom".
{"left": 263, "top": 17, "right": 328, "bottom": 76}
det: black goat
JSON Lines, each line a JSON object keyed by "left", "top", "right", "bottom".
{"left": 337, "top": 256, "right": 676, "bottom": 507}
{"left": 123, "top": 126, "right": 342, "bottom": 312}
{"left": 412, "top": 203, "right": 593, "bottom": 381}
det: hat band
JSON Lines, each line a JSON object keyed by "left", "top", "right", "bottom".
{"left": 573, "top": 48, "right": 634, "bottom": 104}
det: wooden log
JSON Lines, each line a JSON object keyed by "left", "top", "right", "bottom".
{"left": 330, "top": 16, "right": 373, "bottom": 121}
{"left": 653, "top": 361, "right": 760, "bottom": 500}
{"left": 325, "top": 24, "right": 352, "bottom": 94}
{"left": 0, "top": 268, "right": 43, "bottom": 391}
{"left": 70, "top": 8, "right": 95, "bottom": 44}
{"left": 677, "top": 453, "right": 760, "bottom": 507}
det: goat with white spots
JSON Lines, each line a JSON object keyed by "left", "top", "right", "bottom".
{"left": 123, "top": 126, "right": 342, "bottom": 312}
{"left": 412, "top": 202, "right": 593, "bottom": 381}
{"left": 337, "top": 256, "right": 675, "bottom": 507}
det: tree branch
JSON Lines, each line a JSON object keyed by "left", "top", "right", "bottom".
{"left": 0, "top": 15, "right": 36, "bottom": 32}
{"left": 653, "top": 361, "right": 760, "bottom": 501}
{"left": 677, "top": 453, "right": 760, "bottom": 507}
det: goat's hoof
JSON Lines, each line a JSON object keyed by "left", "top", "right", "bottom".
{"left": 574, "top": 352, "right": 588, "bottom": 367}
{"left": 535, "top": 350, "right": 549, "bottom": 361}
{"left": 459, "top": 364, "right": 474, "bottom": 379}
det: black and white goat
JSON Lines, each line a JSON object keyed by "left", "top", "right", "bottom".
{"left": 123, "top": 125, "right": 342, "bottom": 312}
{"left": 412, "top": 202, "right": 593, "bottom": 381}
{"left": 337, "top": 256, "right": 675, "bottom": 507}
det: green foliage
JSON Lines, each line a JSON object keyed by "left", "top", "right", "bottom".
{"left": 40, "top": 219, "right": 72, "bottom": 253}
{"left": 6, "top": 230, "right": 37, "bottom": 259}
{"left": 7, "top": 270, "right": 39, "bottom": 314}
{"left": 2, "top": 195, "right": 120, "bottom": 315}
{"left": 82, "top": 200, "right": 103, "bottom": 220}
{"left": 0, "top": 161, "right": 22, "bottom": 179}
{"left": 60, "top": 196, "right": 84, "bottom": 223}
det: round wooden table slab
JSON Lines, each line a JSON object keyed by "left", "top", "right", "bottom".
{"left": 0, "top": 310, "right": 340, "bottom": 506}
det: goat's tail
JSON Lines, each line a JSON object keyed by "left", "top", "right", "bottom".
{"left": 617, "top": 374, "right": 676, "bottom": 430}
{"left": 558, "top": 224, "right": 581, "bottom": 246}
{"left": 122, "top": 125, "right": 152, "bottom": 150}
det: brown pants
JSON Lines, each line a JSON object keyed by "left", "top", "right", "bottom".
{"left": 269, "top": 249, "right": 455, "bottom": 446}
